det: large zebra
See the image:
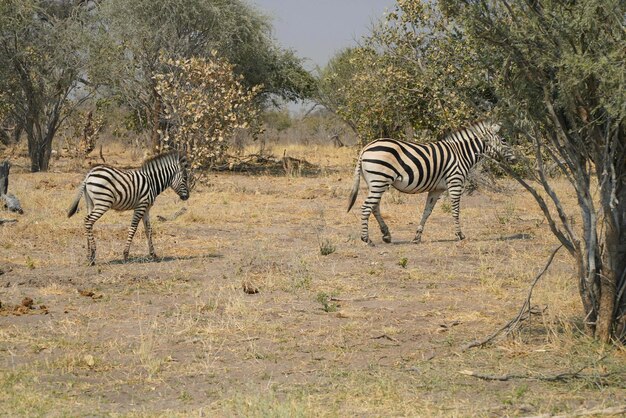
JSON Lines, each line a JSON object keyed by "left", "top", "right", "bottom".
{"left": 347, "top": 121, "right": 516, "bottom": 245}
{"left": 67, "top": 151, "right": 190, "bottom": 265}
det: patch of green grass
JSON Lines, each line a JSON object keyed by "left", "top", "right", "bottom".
{"left": 316, "top": 292, "right": 338, "bottom": 313}
{"left": 25, "top": 256, "right": 35, "bottom": 269}
{"left": 0, "top": 370, "right": 77, "bottom": 416}
{"left": 398, "top": 257, "right": 408, "bottom": 268}
{"left": 223, "top": 390, "right": 318, "bottom": 418}
{"left": 319, "top": 239, "right": 336, "bottom": 256}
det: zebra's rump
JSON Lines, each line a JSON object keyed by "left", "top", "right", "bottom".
{"left": 361, "top": 139, "right": 453, "bottom": 193}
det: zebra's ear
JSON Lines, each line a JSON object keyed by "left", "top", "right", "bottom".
{"left": 492, "top": 123, "right": 501, "bottom": 133}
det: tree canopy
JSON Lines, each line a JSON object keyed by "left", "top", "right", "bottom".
{"left": 0, "top": 0, "right": 315, "bottom": 170}
{"left": 95, "top": 0, "right": 314, "bottom": 136}
{"left": 0, "top": 0, "right": 96, "bottom": 171}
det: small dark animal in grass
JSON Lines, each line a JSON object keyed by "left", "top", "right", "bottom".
{"left": 67, "top": 151, "right": 190, "bottom": 265}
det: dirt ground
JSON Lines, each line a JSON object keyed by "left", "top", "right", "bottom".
{"left": 1, "top": 146, "right": 625, "bottom": 416}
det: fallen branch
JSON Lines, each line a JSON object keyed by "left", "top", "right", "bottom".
{"left": 462, "top": 244, "right": 563, "bottom": 350}
{"left": 329, "top": 295, "right": 377, "bottom": 302}
{"left": 459, "top": 364, "right": 609, "bottom": 382}
{"left": 372, "top": 334, "right": 398, "bottom": 342}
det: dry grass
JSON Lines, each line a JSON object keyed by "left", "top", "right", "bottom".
{"left": 0, "top": 143, "right": 625, "bottom": 416}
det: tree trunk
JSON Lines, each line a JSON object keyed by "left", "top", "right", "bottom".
{"left": 575, "top": 247, "right": 596, "bottom": 335}
{"left": 27, "top": 131, "right": 53, "bottom": 172}
{"left": 0, "top": 160, "right": 9, "bottom": 195}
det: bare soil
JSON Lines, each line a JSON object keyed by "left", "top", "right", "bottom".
{"left": 0, "top": 148, "right": 624, "bottom": 416}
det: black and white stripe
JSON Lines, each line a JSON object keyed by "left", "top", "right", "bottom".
{"left": 347, "top": 121, "right": 516, "bottom": 244}
{"left": 68, "top": 151, "right": 190, "bottom": 265}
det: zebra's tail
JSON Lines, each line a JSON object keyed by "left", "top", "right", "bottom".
{"left": 347, "top": 157, "right": 362, "bottom": 212}
{"left": 67, "top": 181, "right": 85, "bottom": 218}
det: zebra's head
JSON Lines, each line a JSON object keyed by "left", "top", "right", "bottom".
{"left": 171, "top": 153, "right": 190, "bottom": 201}
{"left": 484, "top": 123, "right": 516, "bottom": 164}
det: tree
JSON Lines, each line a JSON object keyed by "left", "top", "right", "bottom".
{"left": 315, "top": 2, "right": 490, "bottom": 144}
{"left": 95, "top": 0, "right": 314, "bottom": 152}
{"left": 154, "top": 55, "right": 261, "bottom": 169}
{"left": 316, "top": 47, "right": 425, "bottom": 144}
{"left": 0, "top": 0, "right": 95, "bottom": 172}
{"left": 438, "top": 0, "right": 625, "bottom": 342}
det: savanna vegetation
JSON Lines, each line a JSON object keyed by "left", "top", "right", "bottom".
{"left": 1, "top": 0, "right": 625, "bottom": 415}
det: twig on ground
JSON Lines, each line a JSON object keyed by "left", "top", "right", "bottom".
{"left": 372, "top": 334, "right": 398, "bottom": 342}
{"left": 156, "top": 207, "right": 187, "bottom": 222}
{"left": 462, "top": 244, "right": 563, "bottom": 350}
{"left": 329, "top": 295, "right": 377, "bottom": 302}
{"left": 459, "top": 365, "right": 610, "bottom": 382}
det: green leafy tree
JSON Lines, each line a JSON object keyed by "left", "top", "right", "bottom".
{"left": 316, "top": 1, "right": 487, "bottom": 144}
{"left": 439, "top": 0, "right": 625, "bottom": 342}
{"left": 318, "top": 47, "right": 426, "bottom": 144}
{"left": 0, "top": 0, "right": 95, "bottom": 172}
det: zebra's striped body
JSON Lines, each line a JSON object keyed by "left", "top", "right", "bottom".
{"left": 347, "top": 121, "right": 516, "bottom": 244}
{"left": 68, "top": 151, "right": 189, "bottom": 265}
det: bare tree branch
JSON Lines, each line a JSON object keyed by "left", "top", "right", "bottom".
{"left": 462, "top": 245, "right": 563, "bottom": 350}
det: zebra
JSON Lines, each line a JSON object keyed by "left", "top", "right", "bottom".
{"left": 347, "top": 121, "right": 516, "bottom": 245}
{"left": 67, "top": 151, "right": 190, "bottom": 265}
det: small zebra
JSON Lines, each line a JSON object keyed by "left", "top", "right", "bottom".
{"left": 68, "top": 151, "right": 190, "bottom": 265}
{"left": 347, "top": 121, "right": 516, "bottom": 244}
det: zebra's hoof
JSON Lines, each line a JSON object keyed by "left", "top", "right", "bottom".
{"left": 87, "top": 259, "right": 95, "bottom": 267}
{"left": 455, "top": 232, "right": 466, "bottom": 241}
{"left": 123, "top": 252, "right": 129, "bottom": 262}
{"left": 382, "top": 235, "right": 392, "bottom": 243}
{"left": 149, "top": 253, "right": 158, "bottom": 260}
{"left": 411, "top": 236, "right": 422, "bottom": 244}
{"left": 361, "top": 238, "right": 374, "bottom": 246}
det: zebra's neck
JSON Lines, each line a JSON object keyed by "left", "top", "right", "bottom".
{"left": 442, "top": 125, "right": 486, "bottom": 168}
{"left": 139, "top": 154, "right": 178, "bottom": 196}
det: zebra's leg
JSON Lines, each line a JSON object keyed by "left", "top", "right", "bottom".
{"left": 372, "top": 204, "right": 391, "bottom": 243}
{"left": 360, "top": 189, "right": 385, "bottom": 245}
{"left": 142, "top": 209, "right": 157, "bottom": 259}
{"left": 84, "top": 203, "right": 108, "bottom": 266}
{"left": 448, "top": 181, "right": 465, "bottom": 240}
{"left": 412, "top": 190, "right": 444, "bottom": 243}
{"left": 124, "top": 205, "right": 148, "bottom": 261}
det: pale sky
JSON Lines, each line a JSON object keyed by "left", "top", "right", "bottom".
{"left": 250, "top": 0, "right": 395, "bottom": 70}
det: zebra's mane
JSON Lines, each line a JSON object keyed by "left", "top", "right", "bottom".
{"left": 440, "top": 121, "right": 489, "bottom": 143}
{"left": 140, "top": 151, "right": 180, "bottom": 169}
